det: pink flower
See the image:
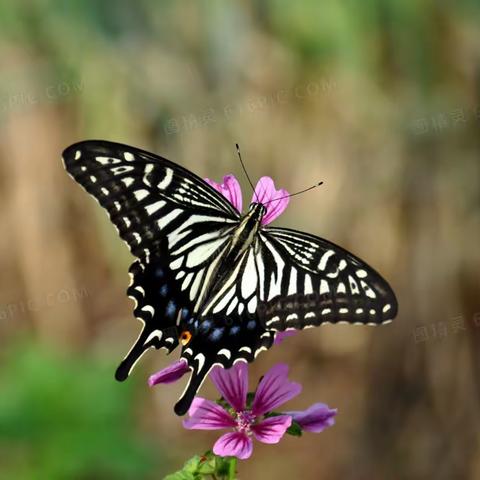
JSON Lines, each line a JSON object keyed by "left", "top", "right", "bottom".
{"left": 182, "top": 362, "right": 336, "bottom": 460}
{"left": 286, "top": 403, "right": 337, "bottom": 433}
{"left": 204, "top": 175, "right": 289, "bottom": 225}
{"left": 148, "top": 359, "right": 189, "bottom": 386}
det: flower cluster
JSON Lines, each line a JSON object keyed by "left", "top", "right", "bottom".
{"left": 183, "top": 362, "right": 336, "bottom": 459}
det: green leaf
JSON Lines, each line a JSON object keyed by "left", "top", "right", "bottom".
{"left": 165, "top": 452, "right": 219, "bottom": 479}
{"left": 163, "top": 471, "right": 195, "bottom": 480}
{"left": 182, "top": 455, "right": 201, "bottom": 473}
{"left": 286, "top": 420, "right": 303, "bottom": 437}
{"left": 196, "top": 454, "right": 216, "bottom": 475}
{"left": 163, "top": 457, "right": 198, "bottom": 480}
{"left": 215, "top": 455, "right": 232, "bottom": 477}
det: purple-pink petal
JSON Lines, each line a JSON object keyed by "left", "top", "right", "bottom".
{"left": 251, "top": 415, "right": 292, "bottom": 444}
{"left": 262, "top": 191, "right": 289, "bottom": 225}
{"left": 148, "top": 359, "right": 190, "bottom": 386}
{"left": 251, "top": 363, "right": 302, "bottom": 416}
{"left": 252, "top": 176, "right": 276, "bottom": 204}
{"left": 204, "top": 175, "right": 243, "bottom": 212}
{"left": 210, "top": 362, "right": 248, "bottom": 412}
{"left": 213, "top": 432, "right": 253, "bottom": 460}
{"left": 182, "top": 397, "right": 236, "bottom": 430}
{"left": 274, "top": 330, "right": 297, "bottom": 345}
{"left": 251, "top": 177, "right": 289, "bottom": 225}
{"left": 287, "top": 403, "right": 337, "bottom": 433}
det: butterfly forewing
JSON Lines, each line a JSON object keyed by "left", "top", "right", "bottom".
{"left": 257, "top": 227, "right": 398, "bottom": 331}
{"left": 62, "top": 141, "right": 239, "bottom": 260}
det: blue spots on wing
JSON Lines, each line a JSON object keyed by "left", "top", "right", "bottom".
{"left": 155, "top": 267, "right": 164, "bottom": 278}
{"left": 209, "top": 327, "right": 225, "bottom": 342}
{"left": 181, "top": 308, "right": 189, "bottom": 319}
{"left": 199, "top": 319, "right": 212, "bottom": 332}
{"left": 247, "top": 320, "right": 256, "bottom": 330}
{"left": 159, "top": 285, "right": 168, "bottom": 296}
{"left": 229, "top": 325, "right": 240, "bottom": 335}
{"left": 166, "top": 300, "right": 176, "bottom": 318}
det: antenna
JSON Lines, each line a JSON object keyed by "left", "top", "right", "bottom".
{"left": 263, "top": 181, "right": 324, "bottom": 205}
{"left": 236, "top": 143, "right": 257, "bottom": 201}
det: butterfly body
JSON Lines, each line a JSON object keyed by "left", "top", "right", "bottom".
{"left": 63, "top": 140, "right": 397, "bottom": 415}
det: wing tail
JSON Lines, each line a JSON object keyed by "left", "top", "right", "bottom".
{"left": 174, "top": 358, "right": 214, "bottom": 416}
{"left": 115, "top": 324, "right": 168, "bottom": 381}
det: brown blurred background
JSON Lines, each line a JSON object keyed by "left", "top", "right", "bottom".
{"left": 1, "top": 2, "right": 479, "bottom": 479}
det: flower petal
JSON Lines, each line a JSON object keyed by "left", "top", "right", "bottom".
{"left": 204, "top": 175, "right": 243, "bottom": 212}
{"left": 148, "top": 359, "right": 189, "bottom": 386}
{"left": 251, "top": 177, "right": 289, "bottom": 225}
{"left": 262, "top": 190, "right": 289, "bottom": 225}
{"left": 251, "top": 363, "right": 302, "bottom": 416}
{"left": 210, "top": 362, "right": 248, "bottom": 412}
{"left": 252, "top": 176, "right": 276, "bottom": 204}
{"left": 273, "top": 330, "right": 297, "bottom": 345}
{"left": 252, "top": 415, "right": 292, "bottom": 444}
{"left": 287, "top": 403, "right": 337, "bottom": 433}
{"left": 213, "top": 432, "right": 253, "bottom": 460}
{"left": 182, "top": 397, "right": 236, "bottom": 430}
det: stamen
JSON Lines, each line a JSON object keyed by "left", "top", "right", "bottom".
{"left": 235, "top": 410, "right": 256, "bottom": 435}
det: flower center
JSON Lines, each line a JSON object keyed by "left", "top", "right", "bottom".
{"left": 235, "top": 410, "right": 256, "bottom": 435}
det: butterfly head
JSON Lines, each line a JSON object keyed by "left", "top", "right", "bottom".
{"left": 247, "top": 202, "right": 267, "bottom": 223}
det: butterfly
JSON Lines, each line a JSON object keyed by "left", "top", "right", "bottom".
{"left": 63, "top": 140, "right": 398, "bottom": 415}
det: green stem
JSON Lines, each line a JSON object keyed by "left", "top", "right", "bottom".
{"left": 228, "top": 457, "right": 237, "bottom": 480}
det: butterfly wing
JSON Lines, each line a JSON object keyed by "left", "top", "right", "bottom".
{"left": 63, "top": 140, "right": 239, "bottom": 259}
{"left": 63, "top": 140, "right": 240, "bottom": 380}
{"left": 172, "top": 227, "right": 397, "bottom": 415}
{"left": 256, "top": 227, "right": 398, "bottom": 330}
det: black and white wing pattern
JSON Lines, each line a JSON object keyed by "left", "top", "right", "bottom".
{"left": 63, "top": 140, "right": 239, "bottom": 260}
{"left": 171, "top": 227, "right": 397, "bottom": 415}
{"left": 255, "top": 227, "right": 398, "bottom": 331}
{"left": 63, "top": 140, "right": 240, "bottom": 383}
{"left": 173, "top": 244, "right": 276, "bottom": 415}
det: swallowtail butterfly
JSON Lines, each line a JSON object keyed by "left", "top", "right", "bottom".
{"left": 63, "top": 140, "right": 397, "bottom": 415}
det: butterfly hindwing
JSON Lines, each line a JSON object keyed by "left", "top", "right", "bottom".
{"left": 115, "top": 258, "right": 185, "bottom": 381}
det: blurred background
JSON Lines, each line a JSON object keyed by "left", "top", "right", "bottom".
{"left": 1, "top": 1, "right": 479, "bottom": 479}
